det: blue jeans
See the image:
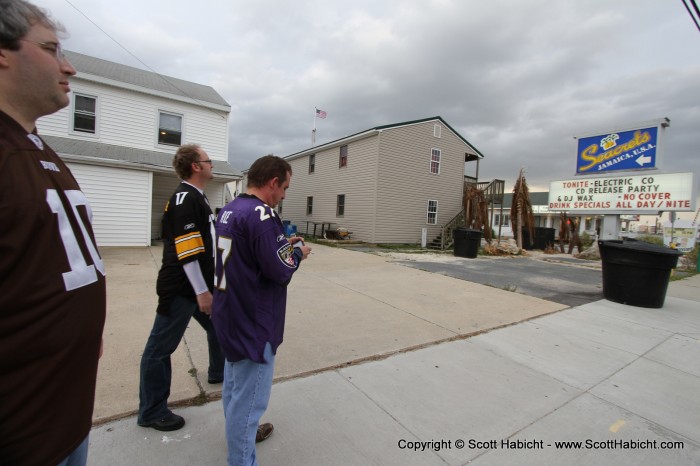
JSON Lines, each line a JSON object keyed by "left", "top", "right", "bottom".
{"left": 138, "top": 295, "right": 224, "bottom": 423}
{"left": 223, "top": 342, "right": 275, "bottom": 466}
{"left": 56, "top": 434, "right": 89, "bottom": 466}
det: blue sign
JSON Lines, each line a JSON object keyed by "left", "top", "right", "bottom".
{"left": 576, "top": 126, "right": 658, "bottom": 174}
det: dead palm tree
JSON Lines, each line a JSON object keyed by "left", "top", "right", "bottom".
{"left": 510, "top": 168, "right": 535, "bottom": 250}
{"left": 463, "top": 184, "right": 493, "bottom": 243}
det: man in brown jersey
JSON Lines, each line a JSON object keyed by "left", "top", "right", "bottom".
{"left": 0, "top": 1, "right": 106, "bottom": 465}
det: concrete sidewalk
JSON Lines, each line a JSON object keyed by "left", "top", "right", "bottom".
{"left": 89, "top": 245, "right": 700, "bottom": 465}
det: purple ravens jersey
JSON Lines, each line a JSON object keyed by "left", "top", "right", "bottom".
{"left": 212, "top": 194, "right": 302, "bottom": 363}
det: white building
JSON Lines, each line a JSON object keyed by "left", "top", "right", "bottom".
{"left": 37, "top": 50, "right": 241, "bottom": 246}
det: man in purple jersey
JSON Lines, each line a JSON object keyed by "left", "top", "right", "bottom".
{"left": 213, "top": 155, "right": 311, "bottom": 466}
{"left": 1, "top": 2, "right": 105, "bottom": 465}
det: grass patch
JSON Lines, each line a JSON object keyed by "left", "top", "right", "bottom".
{"left": 376, "top": 243, "right": 423, "bottom": 250}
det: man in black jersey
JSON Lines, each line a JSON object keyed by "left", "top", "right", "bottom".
{"left": 0, "top": 2, "right": 106, "bottom": 465}
{"left": 138, "top": 143, "right": 226, "bottom": 431}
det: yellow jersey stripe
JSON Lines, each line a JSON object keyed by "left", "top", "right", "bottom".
{"left": 175, "top": 233, "right": 204, "bottom": 259}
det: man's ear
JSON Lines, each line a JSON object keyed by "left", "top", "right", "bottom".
{"left": 267, "top": 177, "right": 280, "bottom": 189}
{"left": 0, "top": 47, "right": 11, "bottom": 69}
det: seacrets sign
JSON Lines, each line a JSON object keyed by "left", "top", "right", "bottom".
{"left": 548, "top": 172, "right": 696, "bottom": 213}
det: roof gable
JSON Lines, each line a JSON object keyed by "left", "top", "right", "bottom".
{"left": 285, "top": 116, "right": 485, "bottom": 160}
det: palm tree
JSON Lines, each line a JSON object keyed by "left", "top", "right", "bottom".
{"left": 510, "top": 168, "right": 535, "bottom": 250}
{"left": 463, "top": 184, "right": 492, "bottom": 243}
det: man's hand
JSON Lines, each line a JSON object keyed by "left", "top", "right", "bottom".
{"left": 197, "top": 291, "right": 213, "bottom": 316}
{"left": 289, "top": 236, "right": 312, "bottom": 260}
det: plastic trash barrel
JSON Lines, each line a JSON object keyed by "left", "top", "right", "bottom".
{"left": 598, "top": 239, "right": 683, "bottom": 308}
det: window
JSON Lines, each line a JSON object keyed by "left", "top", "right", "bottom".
{"left": 337, "top": 194, "right": 345, "bottom": 217}
{"left": 494, "top": 214, "right": 510, "bottom": 227}
{"left": 73, "top": 95, "right": 96, "bottom": 133}
{"left": 427, "top": 200, "right": 438, "bottom": 224}
{"left": 430, "top": 148, "right": 441, "bottom": 174}
{"left": 339, "top": 145, "right": 348, "bottom": 168}
{"left": 306, "top": 196, "right": 313, "bottom": 215}
{"left": 158, "top": 112, "right": 182, "bottom": 146}
{"left": 309, "top": 154, "right": 315, "bottom": 173}
{"left": 434, "top": 124, "right": 441, "bottom": 138}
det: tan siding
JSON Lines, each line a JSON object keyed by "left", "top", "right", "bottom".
{"left": 375, "top": 121, "right": 466, "bottom": 243}
{"left": 282, "top": 119, "right": 474, "bottom": 244}
{"left": 283, "top": 136, "right": 379, "bottom": 241}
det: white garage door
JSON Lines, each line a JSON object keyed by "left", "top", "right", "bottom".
{"left": 67, "top": 163, "right": 152, "bottom": 246}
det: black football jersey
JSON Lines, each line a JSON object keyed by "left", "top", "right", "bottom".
{"left": 156, "top": 182, "right": 215, "bottom": 314}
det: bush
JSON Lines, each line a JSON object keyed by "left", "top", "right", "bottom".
{"left": 580, "top": 232, "right": 594, "bottom": 249}
{"left": 636, "top": 235, "right": 665, "bottom": 246}
{"left": 681, "top": 245, "right": 699, "bottom": 272}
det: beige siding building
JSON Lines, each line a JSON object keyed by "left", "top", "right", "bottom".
{"left": 281, "top": 117, "right": 484, "bottom": 244}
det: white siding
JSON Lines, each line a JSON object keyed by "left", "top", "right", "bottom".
{"left": 38, "top": 80, "right": 229, "bottom": 161}
{"left": 67, "top": 163, "right": 152, "bottom": 246}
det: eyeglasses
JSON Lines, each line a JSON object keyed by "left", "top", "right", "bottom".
{"left": 197, "top": 159, "right": 214, "bottom": 165}
{"left": 19, "top": 39, "right": 66, "bottom": 61}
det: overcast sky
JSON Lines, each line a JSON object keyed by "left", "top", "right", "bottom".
{"left": 34, "top": 0, "right": 699, "bottom": 204}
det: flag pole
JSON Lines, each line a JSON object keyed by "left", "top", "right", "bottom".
{"left": 312, "top": 108, "right": 317, "bottom": 146}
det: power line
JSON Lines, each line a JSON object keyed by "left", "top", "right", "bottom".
{"left": 681, "top": 0, "right": 700, "bottom": 33}
{"left": 63, "top": 0, "right": 227, "bottom": 120}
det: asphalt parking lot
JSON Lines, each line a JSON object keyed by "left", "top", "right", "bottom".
{"left": 358, "top": 247, "right": 604, "bottom": 307}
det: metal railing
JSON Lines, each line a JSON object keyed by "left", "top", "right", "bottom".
{"left": 435, "top": 179, "right": 505, "bottom": 250}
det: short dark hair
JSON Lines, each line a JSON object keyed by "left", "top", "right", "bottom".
{"left": 247, "top": 155, "right": 292, "bottom": 188}
{"left": 172, "top": 144, "right": 202, "bottom": 180}
{"left": 0, "top": 0, "right": 64, "bottom": 51}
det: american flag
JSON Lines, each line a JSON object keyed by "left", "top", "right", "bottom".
{"left": 315, "top": 108, "right": 327, "bottom": 119}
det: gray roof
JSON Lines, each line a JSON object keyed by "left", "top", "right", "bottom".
{"left": 65, "top": 50, "right": 231, "bottom": 109}
{"left": 42, "top": 135, "right": 241, "bottom": 180}
{"left": 285, "top": 116, "right": 485, "bottom": 160}
{"left": 502, "top": 192, "right": 550, "bottom": 208}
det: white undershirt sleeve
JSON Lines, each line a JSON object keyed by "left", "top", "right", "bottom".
{"left": 183, "top": 260, "right": 209, "bottom": 295}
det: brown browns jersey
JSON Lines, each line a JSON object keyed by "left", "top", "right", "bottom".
{"left": 0, "top": 110, "right": 106, "bottom": 465}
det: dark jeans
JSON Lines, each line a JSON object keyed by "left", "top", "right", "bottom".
{"left": 138, "top": 295, "right": 224, "bottom": 423}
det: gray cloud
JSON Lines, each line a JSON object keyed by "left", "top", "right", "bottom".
{"left": 37, "top": 0, "right": 698, "bottom": 213}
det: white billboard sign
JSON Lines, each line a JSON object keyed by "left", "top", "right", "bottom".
{"left": 548, "top": 172, "right": 695, "bottom": 213}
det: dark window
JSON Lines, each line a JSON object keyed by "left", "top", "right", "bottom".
{"left": 158, "top": 112, "right": 182, "bottom": 146}
{"left": 430, "top": 148, "right": 441, "bottom": 174}
{"left": 306, "top": 196, "right": 313, "bottom": 215}
{"left": 73, "top": 95, "right": 96, "bottom": 133}
{"left": 309, "top": 154, "right": 315, "bottom": 173}
{"left": 337, "top": 194, "right": 345, "bottom": 217}
{"left": 339, "top": 145, "right": 348, "bottom": 168}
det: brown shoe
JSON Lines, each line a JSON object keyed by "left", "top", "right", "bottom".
{"left": 256, "top": 423, "right": 274, "bottom": 443}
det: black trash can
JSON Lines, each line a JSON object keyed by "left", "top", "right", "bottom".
{"left": 534, "top": 227, "right": 555, "bottom": 250}
{"left": 453, "top": 228, "right": 482, "bottom": 258}
{"left": 521, "top": 228, "right": 534, "bottom": 250}
{"left": 598, "top": 239, "right": 683, "bottom": 308}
